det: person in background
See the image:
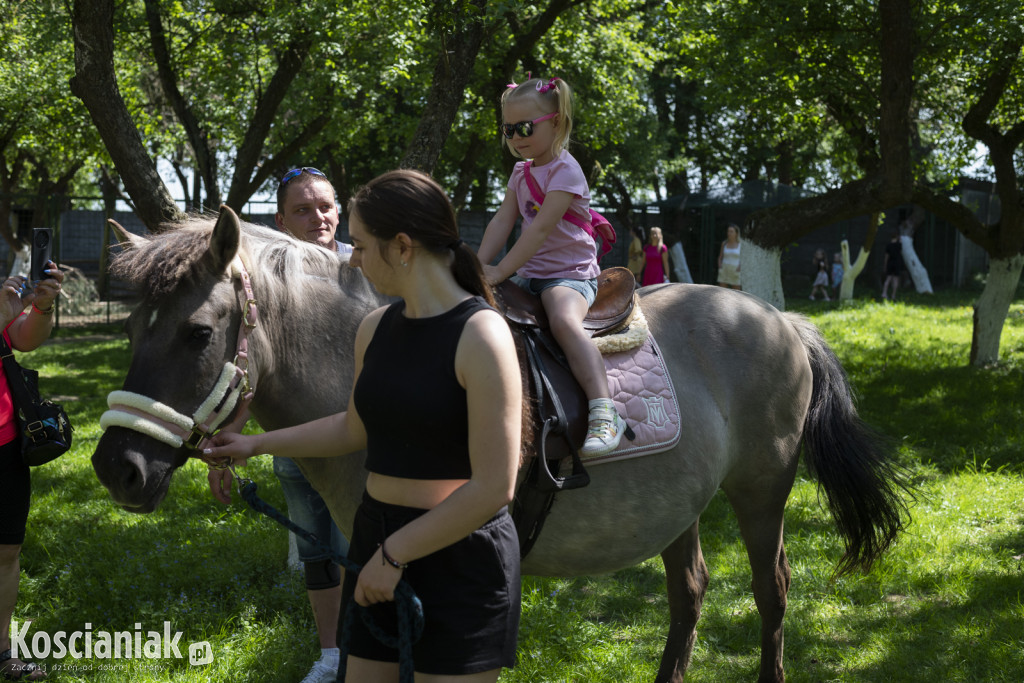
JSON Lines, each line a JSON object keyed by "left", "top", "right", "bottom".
{"left": 811, "top": 248, "right": 827, "bottom": 277}
{"left": 716, "top": 224, "right": 742, "bottom": 290}
{"left": 809, "top": 258, "right": 830, "bottom": 301}
{"left": 641, "top": 227, "right": 669, "bottom": 287}
{"left": 881, "top": 232, "right": 904, "bottom": 301}
{"left": 0, "top": 262, "right": 65, "bottom": 682}
{"left": 627, "top": 225, "right": 645, "bottom": 284}
{"left": 831, "top": 251, "right": 844, "bottom": 299}
{"left": 204, "top": 169, "right": 523, "bottom": 681}
{"left": 208, "top": 166, "right": 351, "bottom": 683}
{"left": 276, "top": 166, "right": 353, "bottom": 257}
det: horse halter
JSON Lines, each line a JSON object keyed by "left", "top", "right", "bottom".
{"left": 99, "top": 257, "right": 259, "bottom": 451}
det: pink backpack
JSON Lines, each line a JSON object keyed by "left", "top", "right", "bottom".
{"left": 523, "top": 161, "right": 617, "bottom": 261}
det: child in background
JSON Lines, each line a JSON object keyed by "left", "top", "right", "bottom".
{"left": 831, "top": 251, "right": 844, "bottom": 298}
{"left": 477, "top": 76, "right": 626, "bottom": 457}
{"left": 810, "top": 259, "right": 830, "bottom": 301}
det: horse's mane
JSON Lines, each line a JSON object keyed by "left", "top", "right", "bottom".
{"left": 110, "top": 216, "right": 351, "bottom": 306}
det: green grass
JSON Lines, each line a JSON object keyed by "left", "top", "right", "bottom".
{"left": 11, "top": 291, "right": 1024, "bottom": 681}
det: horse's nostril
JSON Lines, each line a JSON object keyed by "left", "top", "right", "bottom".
{"left": 118, "top": 458, "right": 143, "bottom": 496}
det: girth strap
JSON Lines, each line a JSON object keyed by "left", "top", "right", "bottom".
{"left": 511, "top": 325, "right": 591, "bottom": 559}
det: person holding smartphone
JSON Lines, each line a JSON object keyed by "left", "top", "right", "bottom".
{"left": 0, "top": 260, "right": 64, "bottom": 681}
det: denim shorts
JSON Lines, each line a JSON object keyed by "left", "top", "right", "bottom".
{"left": 512, "top": 275, "right": 598, "bottom": 307}
{"left": 273, "top": 456, "right": 349, "bottom": 561}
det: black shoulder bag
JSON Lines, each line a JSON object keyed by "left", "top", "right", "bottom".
{"left": 0, "top": 335, "right": 72, "bottom": 466}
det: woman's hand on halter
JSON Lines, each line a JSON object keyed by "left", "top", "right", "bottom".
{"left": 202, "top": 431, "right": 256, "bottom": 465}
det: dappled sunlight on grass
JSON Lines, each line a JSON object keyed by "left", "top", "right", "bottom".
{"left": 12, "top": 294, "right": 1024, "bottom": 681}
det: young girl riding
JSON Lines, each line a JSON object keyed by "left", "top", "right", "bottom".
{"left": 477, "top": 76, "right": 625, "bottom": 458}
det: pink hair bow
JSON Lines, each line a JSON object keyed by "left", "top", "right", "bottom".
{"left": 536, "top": 77, "right": 559, "bottom": 93}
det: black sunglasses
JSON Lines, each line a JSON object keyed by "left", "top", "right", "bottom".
{"left": 500, "top": 112, "right": 557, "bottom": 140}
{"left": 280, "top": 167, "right": 326, "bottom": 185}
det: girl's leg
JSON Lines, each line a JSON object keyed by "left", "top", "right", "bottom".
{"left": 540, "top": 285, "right": 625, "bottom": 457}
{"left": 541, "top": 285, "right": 608, "bottom": 400}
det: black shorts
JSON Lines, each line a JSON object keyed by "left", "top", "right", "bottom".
{"left": 339, "top": 491, "right": 520, "bottom": 675}
{"left": 0, "top": 439, "right": 30, "bottom": 545}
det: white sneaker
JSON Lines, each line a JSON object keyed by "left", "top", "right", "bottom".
{"left": 581, "top": 407, "right": 626, "bottom": 457}
{"left": 300, "top": 658, "right": 338, "bottom": 683}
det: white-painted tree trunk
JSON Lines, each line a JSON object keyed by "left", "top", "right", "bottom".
{"left": 838, "top": 239, "right": 870, "bottom": 302}
{"left": 669, "top": 242, "right": 693, "bottom": 284}
{"left": 740, "top": 242, "right": 785, "bottom": 310}
{"left": 900, "top": 234, "right": 933, "bottom": 294}
{"left": 972, "top": 254, "right": 1024, "bottom": 366}
{"left": 8, "top": 244, "right": 30, "bottom": 278}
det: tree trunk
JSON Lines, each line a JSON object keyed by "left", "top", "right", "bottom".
{"left": 740, "top": 241, "right": 785, "bottom": 310}
{"left": 70, "top": 0, "right": 183, "bottom": 231}
{"left": 669, "top": 242, "right": 693, "bottom": 284}
{"left": 971, "top": 254, "right": 1024, "bottom": 366}
{"left": 401, "top": 0, "right": 486, "bottom": 173}
{"left": 839, "top": 212, "right": 880, "bottom": 302}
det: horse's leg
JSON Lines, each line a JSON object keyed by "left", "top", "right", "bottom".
{"left": 656, "top": 519, "right": 708, "bottom": 683}
{"left": 725, "top": 489, "right": 791, "bottom": 683}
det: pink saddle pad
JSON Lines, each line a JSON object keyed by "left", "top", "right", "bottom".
{"left": 583, "top": 334, "right": 681, "bottom": 466}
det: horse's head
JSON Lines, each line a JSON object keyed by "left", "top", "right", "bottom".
{"left": 92, "top": 207, "right": 252, "bottom": 512}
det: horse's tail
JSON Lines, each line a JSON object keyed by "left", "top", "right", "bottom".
{"left": 785, "top": 313, "right": 914, "bottom": 577}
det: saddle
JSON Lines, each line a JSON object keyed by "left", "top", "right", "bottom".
{"left": 495, "top": 267, "right": 638, "bottom": 558}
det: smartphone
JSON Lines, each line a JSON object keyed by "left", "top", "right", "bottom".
{"left": 30, "top": 228, "right": 53, "bottom": 282}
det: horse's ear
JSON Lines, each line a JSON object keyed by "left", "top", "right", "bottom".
{"left": 108, "top": 219, "right": 145, "bottom": 247}
{"left": 209, "top": 205, "right": 241, "bottom": 273}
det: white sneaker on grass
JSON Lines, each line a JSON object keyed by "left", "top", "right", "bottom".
{"left": 300, "top": 657, "right": 339, "bottom": 683}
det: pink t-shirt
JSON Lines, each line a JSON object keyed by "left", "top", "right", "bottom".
{"left": 508, "top": 150, "right": 600, "bottom": 280}
{"left": 0, "top": 325, "right": 18, "bottom": 446}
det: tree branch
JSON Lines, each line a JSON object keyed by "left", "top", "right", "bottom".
{"left": 224, "top": 37, "right": 312, "bottom": 210}
{"left": 144, "top": 0, "right": 220, "bottom": 208}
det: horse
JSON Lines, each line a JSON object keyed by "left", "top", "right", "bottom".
{"left": 91, "top": 207, "right": 911, "bottom": 682}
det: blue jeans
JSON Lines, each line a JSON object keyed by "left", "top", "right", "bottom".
{"left": 273, "top": 456, "right": 349, "bottom": 561}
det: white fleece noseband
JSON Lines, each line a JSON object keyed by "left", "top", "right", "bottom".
{"left": 100, "top": 256, "right": 258, "bottom": 450}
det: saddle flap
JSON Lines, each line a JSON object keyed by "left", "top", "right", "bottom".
{"left": 495, "top": 280, "right": 548, "bottom": 328}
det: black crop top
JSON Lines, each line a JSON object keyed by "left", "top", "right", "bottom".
{"left": 353, "top": 296, "right": 494, "bottom": 480}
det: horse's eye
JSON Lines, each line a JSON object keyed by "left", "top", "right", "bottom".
{"left": 189, "top": 326, "right": 213, "bottom": 343}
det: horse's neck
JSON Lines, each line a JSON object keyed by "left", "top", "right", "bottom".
{"left": 247, "top": 261, "right": 388, "bottom": 431}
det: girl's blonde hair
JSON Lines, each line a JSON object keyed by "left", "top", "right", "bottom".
{"left": 501, "top": 77, "right": 574, "bottom": 160}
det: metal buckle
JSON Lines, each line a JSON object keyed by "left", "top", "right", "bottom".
{"left": 25, "top": 421, "right": 47, "bottom": 443}
{"left": 184, "top": 427, "right": 207, "bottom": 450}
{"left": 242, "top": 299, "right": 258, "bottom": 328}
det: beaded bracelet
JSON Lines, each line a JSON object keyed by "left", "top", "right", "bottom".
{"left": 380, "top": 541, "right": 408, "bottom": 570}
{"left": 32, "top": 302, "right": 54, "bottom": 315}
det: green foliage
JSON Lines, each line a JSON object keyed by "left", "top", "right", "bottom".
{"left": 0, "top": 2, "right": 104, "bottom": 201}
{"left": 7, "top": 296, "right": 1024, "bottom": 681}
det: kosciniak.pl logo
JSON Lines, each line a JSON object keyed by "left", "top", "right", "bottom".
{"left": 10, "top": 620, "right": 213, "bottom": 666}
